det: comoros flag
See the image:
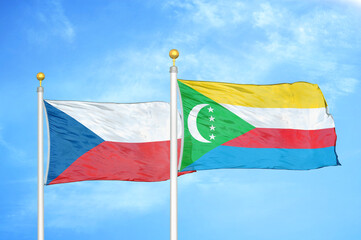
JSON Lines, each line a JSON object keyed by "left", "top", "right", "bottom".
{"left": 178, "top": 80, "right": 339, "bottom": 172}
{"left": 44, "top": 100, "right": 186, "bottom": 185}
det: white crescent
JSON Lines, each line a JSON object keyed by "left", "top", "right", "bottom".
{"left": 188, "top": 104, "right": 210, "bottom": 143}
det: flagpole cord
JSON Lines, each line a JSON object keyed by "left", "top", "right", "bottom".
{"left": 37, "top": 72, "right": 45, "bottom": 240}
{"left": 169, "top": 49, "right": 179, "bottom": 240}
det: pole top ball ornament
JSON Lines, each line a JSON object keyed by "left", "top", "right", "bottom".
{"left": 37, "top": 72, "right": 45, "bottom": 81}
{"left": 37, "top": 72, "right": 45, "bottom": 86}
{"left": 169, "top": 49, "right": 179, "bottom": 59}
{"left": 169, "top": 49, "right": 179, "bottom": 66}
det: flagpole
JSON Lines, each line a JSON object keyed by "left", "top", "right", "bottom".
{"left": 169, "top": 49, "right": 179, "bottom": 240}
{"left": 37, "top": 72, "right": 45, "bottom": 240}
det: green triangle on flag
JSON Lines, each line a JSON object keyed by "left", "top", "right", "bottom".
{"left": 178, "top": 81, "right": 256, "bottom": 171}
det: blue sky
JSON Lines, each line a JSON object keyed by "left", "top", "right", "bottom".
{"left": 1, "top": 0, "right": 361, "bottom": 239}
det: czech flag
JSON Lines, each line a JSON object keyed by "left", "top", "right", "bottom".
{"left": 44, "top": 100, "right": 185, "bottom": 185}
{"left": 177, "top": 80, "right": 339, "bottom": 172}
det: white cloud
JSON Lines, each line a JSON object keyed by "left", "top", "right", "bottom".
{"left": 338, "top": 78, "right": 359, "bottom": 93}
{"left": 165, "top": 0, "right": 246, "bottom": 28}
{"left": 2, "top": 179, "right": 170, "bottom": 231}
{"left": 0, "top": 127, "right": 26, "bottom": 161}
{"left": 320, "top": 77, "right": 359, "bottom": 107}
{"left": 253, "top": 2, "right": 283, "bottom": 28}
{"left": 29, "top": 0, "right": 75, "bottom": 43}
{"left": 83, "top": 47, "right": 172, "bottom": 103}
{"left": 179, "top": 170, "right": 295, "bottom": 221}
{"left": 44, "top": 181, "right": 169, "bottom": 229}
{"left": 333, "top": 0, "right": 361, "bottom": 7}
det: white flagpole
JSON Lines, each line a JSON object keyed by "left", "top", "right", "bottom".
{"left": 37, "top": 72, "right": 45, "bottom": 240}
{"left": 169, "top": 49, "right": 179, "bottom": 240}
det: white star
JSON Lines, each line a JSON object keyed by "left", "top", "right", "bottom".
{"left": 210, "top": 134, "right": 216, "bottom": 140}
{"left": 209, "top": 116, "right": 215, "bottom": 121}
{"left": 210, "top": 125, "right": 215, "bottom": 131}
{"left": 208, "top": 106, "right": 214, "bottom": 113}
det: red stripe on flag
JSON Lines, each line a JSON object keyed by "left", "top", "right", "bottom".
{"left": 48, "top": 139, "right": 192, "bottom": 185}
{"left": 222, "top": 128, "right": 336, "bottom": 149}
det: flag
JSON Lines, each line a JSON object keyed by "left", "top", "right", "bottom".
{"left": 44, "top": 100, "right": 187, "bottom": 185}
{"left": 177, "top": 79, "right": 339, "bottom": 172}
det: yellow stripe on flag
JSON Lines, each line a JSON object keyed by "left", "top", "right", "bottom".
{"left": 179, "top": 80, "right": 327, "bottom": 108}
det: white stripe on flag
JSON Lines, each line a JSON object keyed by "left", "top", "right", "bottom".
{"left": 222, "top": 104, "right": 335, "bottom": 130}
{"left": 46, "top": 100, "right": 182, "bottom": 142}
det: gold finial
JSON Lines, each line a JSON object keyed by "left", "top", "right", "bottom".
{"left": 36, "top": 72, "right": 45, "bottom": 86}
{"left": 169, "top": 49, "right": 179, "bottom": 66}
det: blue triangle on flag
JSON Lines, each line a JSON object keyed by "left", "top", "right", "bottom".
{"left": 44, "top": 101, "right": 104, "bottom": 184}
